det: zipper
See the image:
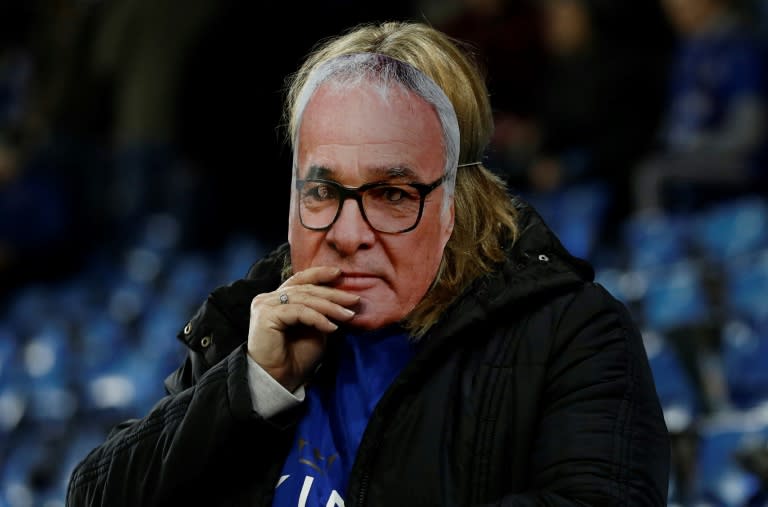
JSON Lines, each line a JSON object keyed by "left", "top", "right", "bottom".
{"left": 356, "top": 466, "right": 371, "bottom": 506}
{"left": 347, "top": 381, "right": 404, "bottom": 506}
{"left": 347, "top": 327, "right": 458, "bottom": 505}
{"left": 349, "top": 414, "right": 384, "bottom": 505}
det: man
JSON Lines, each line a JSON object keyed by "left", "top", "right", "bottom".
{"left": 632, "top": 0, "right": 768, "bottom": 212}
{"left": 66, "top": 21, "right": 670, "bottom": 506}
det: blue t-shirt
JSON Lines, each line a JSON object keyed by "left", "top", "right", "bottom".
{"left": 663, "top": 18, "right": 767, "bottom": 156}
{"left": 272, "top": 327, "right": 416, "bottom": 507}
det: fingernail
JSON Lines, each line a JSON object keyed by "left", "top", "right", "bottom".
{"left": 342, "top": 308, "right": 355, "bottom": 316}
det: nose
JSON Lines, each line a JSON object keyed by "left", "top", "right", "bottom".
{"left": 324, "top": 198, "right": 376, "bottom": 255}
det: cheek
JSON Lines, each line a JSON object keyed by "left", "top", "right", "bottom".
{"left": 394, "top": 220, "right": 450, "bottom": 293}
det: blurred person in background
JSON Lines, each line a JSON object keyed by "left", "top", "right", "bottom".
{"left": 82, "top": 0, "right": 223, "bottom": 248}
{"left": 0, "top": 8, "right": 33, "bottom": 133}
{"left": 0, "top": 2, "right": 85, "bottom": 299}
{"left": 66, "top": 20, "right": 669, "bottom": 506}
{"left": 17, "top": 0, "right": 418, "bottom": 259}
{"left": 0, "top": 127, "right": 74, "bottom": 300}
{"left": 517, "top": 0, "right": 672, "bottom": 238}
{"left": 4, "top": 0, "right": 128, "bottom": 270}
{"left": 743, "top": 0, "right": 768, "bottom": 39}
{"left": 631, "top": 0, "right": 768, "bottom": 213}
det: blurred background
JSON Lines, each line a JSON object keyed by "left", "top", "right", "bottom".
{"left": 1, "top": 0, "right": 768, "bottom": 505}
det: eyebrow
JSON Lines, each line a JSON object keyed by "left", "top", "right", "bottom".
{"left": 305, "top": 165, "right": 334, "bottom": 180}
{"left": 304, "top": 164, "right": 420, "bottom": 181}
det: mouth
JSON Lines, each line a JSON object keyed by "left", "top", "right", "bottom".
{"left": 335, "top": 273, "right": 381, "bottom": 290}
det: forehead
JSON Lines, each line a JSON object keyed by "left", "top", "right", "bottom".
{"left": 296, "top": 81, "right": 445, "bottom": 180}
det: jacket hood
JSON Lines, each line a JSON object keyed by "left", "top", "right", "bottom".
{"left": 492, "top": 196, "right": 594, "bottom": 308}
{"left": 420, "top": 196, "right": 595, "bottom": 342}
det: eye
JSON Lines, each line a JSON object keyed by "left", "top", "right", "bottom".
{"left": 381, "top": 186, "right": 408, "bottom": 202}
{"left": 302, "top": 182, "right": 338, "bottom": 201}
{"left": 368, "top": 185, "right": 419, "bottom": 203}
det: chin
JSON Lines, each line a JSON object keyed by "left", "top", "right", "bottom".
{"left": 340, "top": 293, "right": 416, "bottom": 332}
{"left": 343, "top": 310, "right": 405, "bottom": 333}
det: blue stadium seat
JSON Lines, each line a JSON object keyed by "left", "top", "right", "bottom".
{"left": 0, "top": 327, "right": 19, "bottom": 384}
{"left": 644, "top": 330, "right": 701, "bottom": 432}
{"left": 50, "top": 278, "right": 99, "bottom": 329}
{"left": 622, "top": 210, "right": 692, "bottom": 271}
{"left": 215, "top": 234, "right": 269, "bottom": 285}
{"left": 724, "top": 250, "right": 768, "bottom": 326}
{"left": 4, "top": 285, "right": 54, "bottom": 337}
{"left": 77, "top": 313, "right": 129, "bottom": 378}
{"left": 80, "top": 351, "right": 166, "bottom": 420}
{"left": 0, "top": 328, "right": 24, "bottom": 434}
{"left": 692, "top": 417, "right": 768, "bottom": 507}
{"left": 133, "top": 211, "right": 182, "bottom": 253}
{"left": 161, "top": 251, "right": 213, "bottom": 309}
{"left": 137, "top": 303, "right": 189, "bottom": 377}
{"left": 21, "top": 325, "right": 73, "bottom": 384}
{"left": 641, "top": 260, "right": 710, "bottom": 331}
{"left": 554, "top": 183, "right": 611, "bottom": 261}
{"left": 691, "top": 196, "right": 768, "bottom": 264}
{"left": 18, "top": 326, "right": 79, "bottom": 426}
{"left": 25, "top": 381, "right": 78, "bottom": 427}
{"left": 0, "top": 382, "right": 26, "bottom": 435}
{"left": 721, "top": 320, "right": 768, "bottom": 410}
{"left": 0, "top": 428, "right": 48, "bottom": 507}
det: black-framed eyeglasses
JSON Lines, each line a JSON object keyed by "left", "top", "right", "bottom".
{"left": 295, "top": 175, "right": 446, "bottom": 233}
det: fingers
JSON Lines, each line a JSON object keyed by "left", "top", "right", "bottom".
{"left": 273, "top": 284, "right": 359, "bottom": 309}
{"left": 277, "top": 266, "right": 360, "bottom": 315}
{"left": 285, "top": 304, "right": 347, "bottom": 334}
{"left": 252, "top": 294, "right": 356, "bottom": 335}
{"left": 281, "top": 266, "right": 345, "bottom": 288}
{"left": 246, "top": 266, "right": 359, "bottom": 389}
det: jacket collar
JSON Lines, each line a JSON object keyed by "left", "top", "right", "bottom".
{"left": 418, "top": 197, "right": 594, "bottom": 344}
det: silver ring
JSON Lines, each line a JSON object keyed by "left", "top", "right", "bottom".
{"left": 279, "top": 292, "right": 289, "bottom": 305}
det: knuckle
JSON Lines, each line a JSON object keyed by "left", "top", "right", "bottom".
{"left": 251, "top": 293, "right": 269, "bottom": 311}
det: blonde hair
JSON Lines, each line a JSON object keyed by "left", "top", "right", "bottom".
{"left": 282, "top": 21, "right": 519, "bottom": 338}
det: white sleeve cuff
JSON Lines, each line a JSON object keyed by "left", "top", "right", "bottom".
{"left": 246, "top": 354, "right": 305, "bottom": 418}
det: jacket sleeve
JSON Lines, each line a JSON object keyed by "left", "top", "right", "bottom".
{"left": 65, "top": 344, "right": 299, "bottom": 507}
{"left": 492, "top": 283, "right": 671, "bottom": 506}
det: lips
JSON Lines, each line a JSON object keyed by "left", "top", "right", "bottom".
{"left": 335, "top": 273, "right": 380, "bottom": 290}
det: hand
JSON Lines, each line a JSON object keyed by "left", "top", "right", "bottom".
{"left": 247, "top": 266, "right": 359, "bottom": 391}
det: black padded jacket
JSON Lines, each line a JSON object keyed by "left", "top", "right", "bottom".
{"left": 66, "top": 202, "right": 670, "bottom": 506}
